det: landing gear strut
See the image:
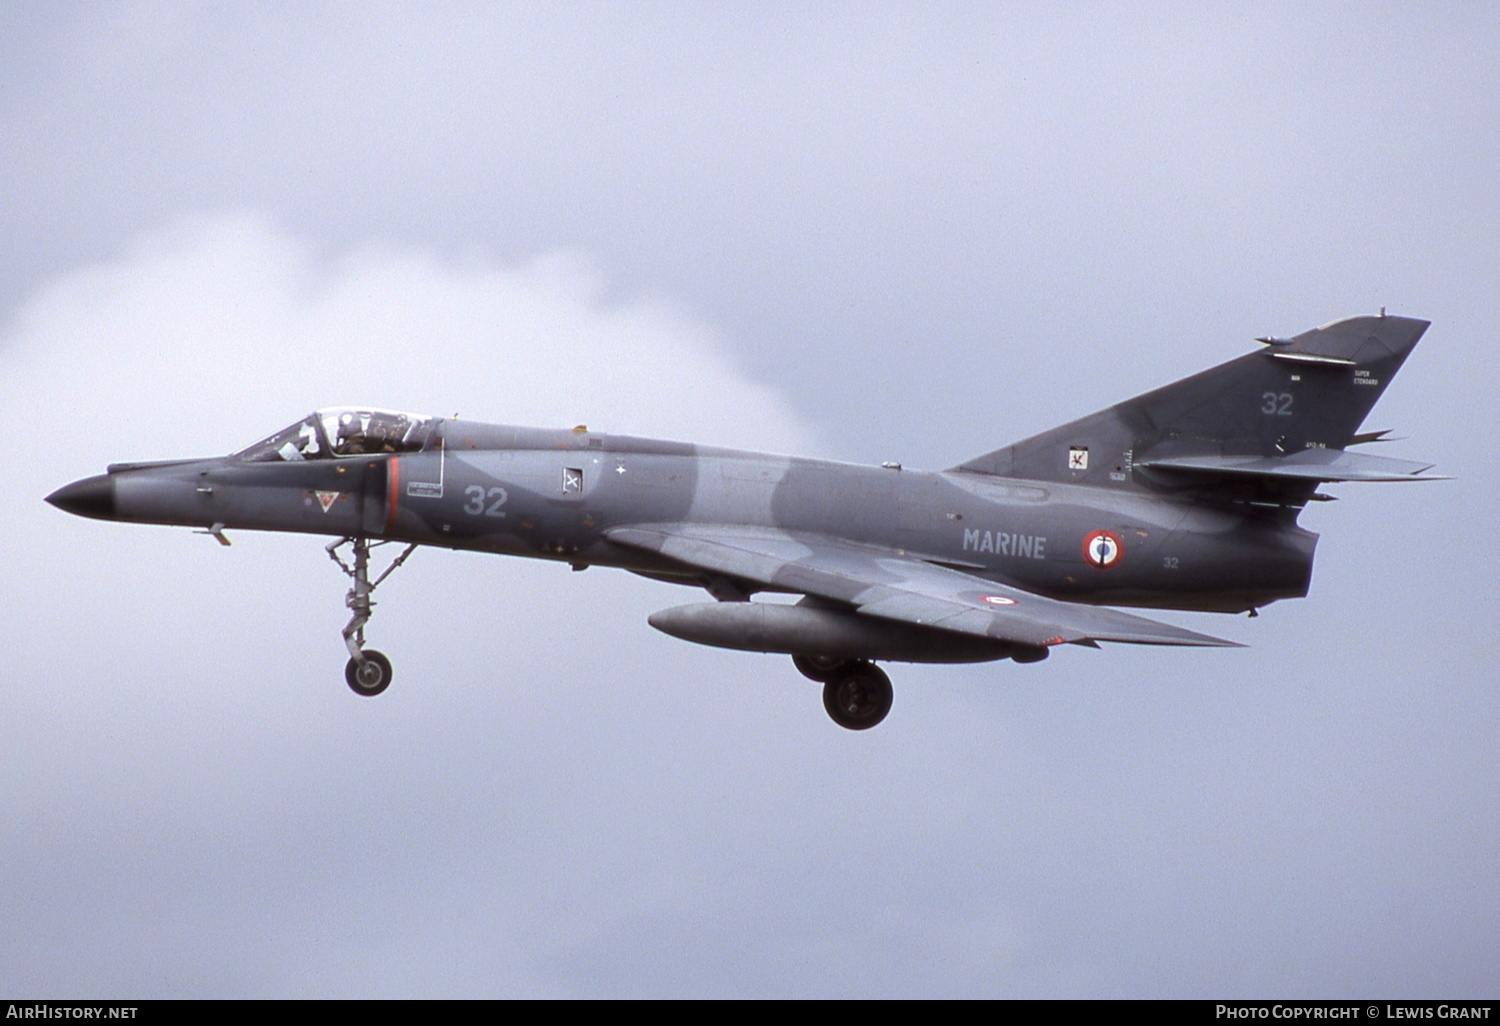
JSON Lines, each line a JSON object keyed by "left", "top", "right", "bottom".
{"left": 328, "top": 536, "right": 417, "bottom": 697}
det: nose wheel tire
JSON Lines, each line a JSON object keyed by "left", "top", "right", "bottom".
{"left": 822, "top": 662, "right": 893, "bottom": 730}
{"left": 345, "top": 649, "right": 393, "bottom": 697}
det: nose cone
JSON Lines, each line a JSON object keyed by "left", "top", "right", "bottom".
{"left": 46, "top": 473, "right": 117, "bottom": 520}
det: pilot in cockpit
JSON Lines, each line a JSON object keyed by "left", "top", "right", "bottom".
{"left": 362, "top": 418, "right": 399, "bottom": 453}
{"left": 237, "top": 408, "right": 432, "bottom": 463}
{"left": 335, "top": 413, "right": 368, "bottom": 455}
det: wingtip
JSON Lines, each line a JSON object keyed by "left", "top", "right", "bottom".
{"left": 1189, "top": 628, "right": 1247, "bottom": 648}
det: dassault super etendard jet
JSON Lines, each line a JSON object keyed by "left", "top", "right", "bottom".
{"left": 49, "top": 313, "right": 1441, "bottom": 729}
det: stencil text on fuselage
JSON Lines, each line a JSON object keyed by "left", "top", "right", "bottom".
{"left": 962, "top": 529, "right": 1047, "bottom": 559}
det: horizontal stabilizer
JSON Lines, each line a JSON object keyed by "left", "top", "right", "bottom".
{"left": 1140, "top": 449, "right": 1445, "bottom": 483}
{"left": 1349, "top": 429, "right": 1399, "bottom": 445}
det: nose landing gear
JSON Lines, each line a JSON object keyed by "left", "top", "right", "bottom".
{"left": 328, "top": 536, "right": 417, "bottom": 697}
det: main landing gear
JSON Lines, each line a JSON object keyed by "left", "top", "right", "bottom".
{"left": 328, "top": 536, "right": 417, "bottom": 697}
{"left": 793, "top": 654, "right": 894, "bottom": 731}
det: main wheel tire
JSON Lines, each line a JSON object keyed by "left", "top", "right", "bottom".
{"left": 822, "top": 663, "right": 893, "bottom": 731}
{"left": 793, "top": 653, "right": 851, "bottom": 683}
{"left": 345, "top": 649, "right": 393, "bottom": 697}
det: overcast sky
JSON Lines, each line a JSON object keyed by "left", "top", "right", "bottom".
{"left": 2, "top": 2, "right": 1496, "bottom": 998}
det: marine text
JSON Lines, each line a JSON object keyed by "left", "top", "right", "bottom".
{"left": 962, "top": 529, "right": 1047, "bottom": 559}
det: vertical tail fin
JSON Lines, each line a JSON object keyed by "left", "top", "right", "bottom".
{"left": 952, "top": 315, "right": 1431, "bottom": 489}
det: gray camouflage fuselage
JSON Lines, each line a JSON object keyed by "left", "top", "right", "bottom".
{"left": 98, "top": 420, "right": 1314, "bottom": 613}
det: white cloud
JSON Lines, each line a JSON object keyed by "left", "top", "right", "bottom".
{"left": 8, "top": 213, "right": 813, "bottom": 466}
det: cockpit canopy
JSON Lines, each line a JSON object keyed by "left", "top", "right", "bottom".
{"left": 236, "top": 408, "right": 438, "bottom": 462}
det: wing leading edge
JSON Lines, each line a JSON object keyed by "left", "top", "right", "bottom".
{"left": 606, "top": 523, "right": 1240, "bottom": 650}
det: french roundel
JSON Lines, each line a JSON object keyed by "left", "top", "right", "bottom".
{"left": 1082, "top": 529, "right": 1123, "bottom": 569}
